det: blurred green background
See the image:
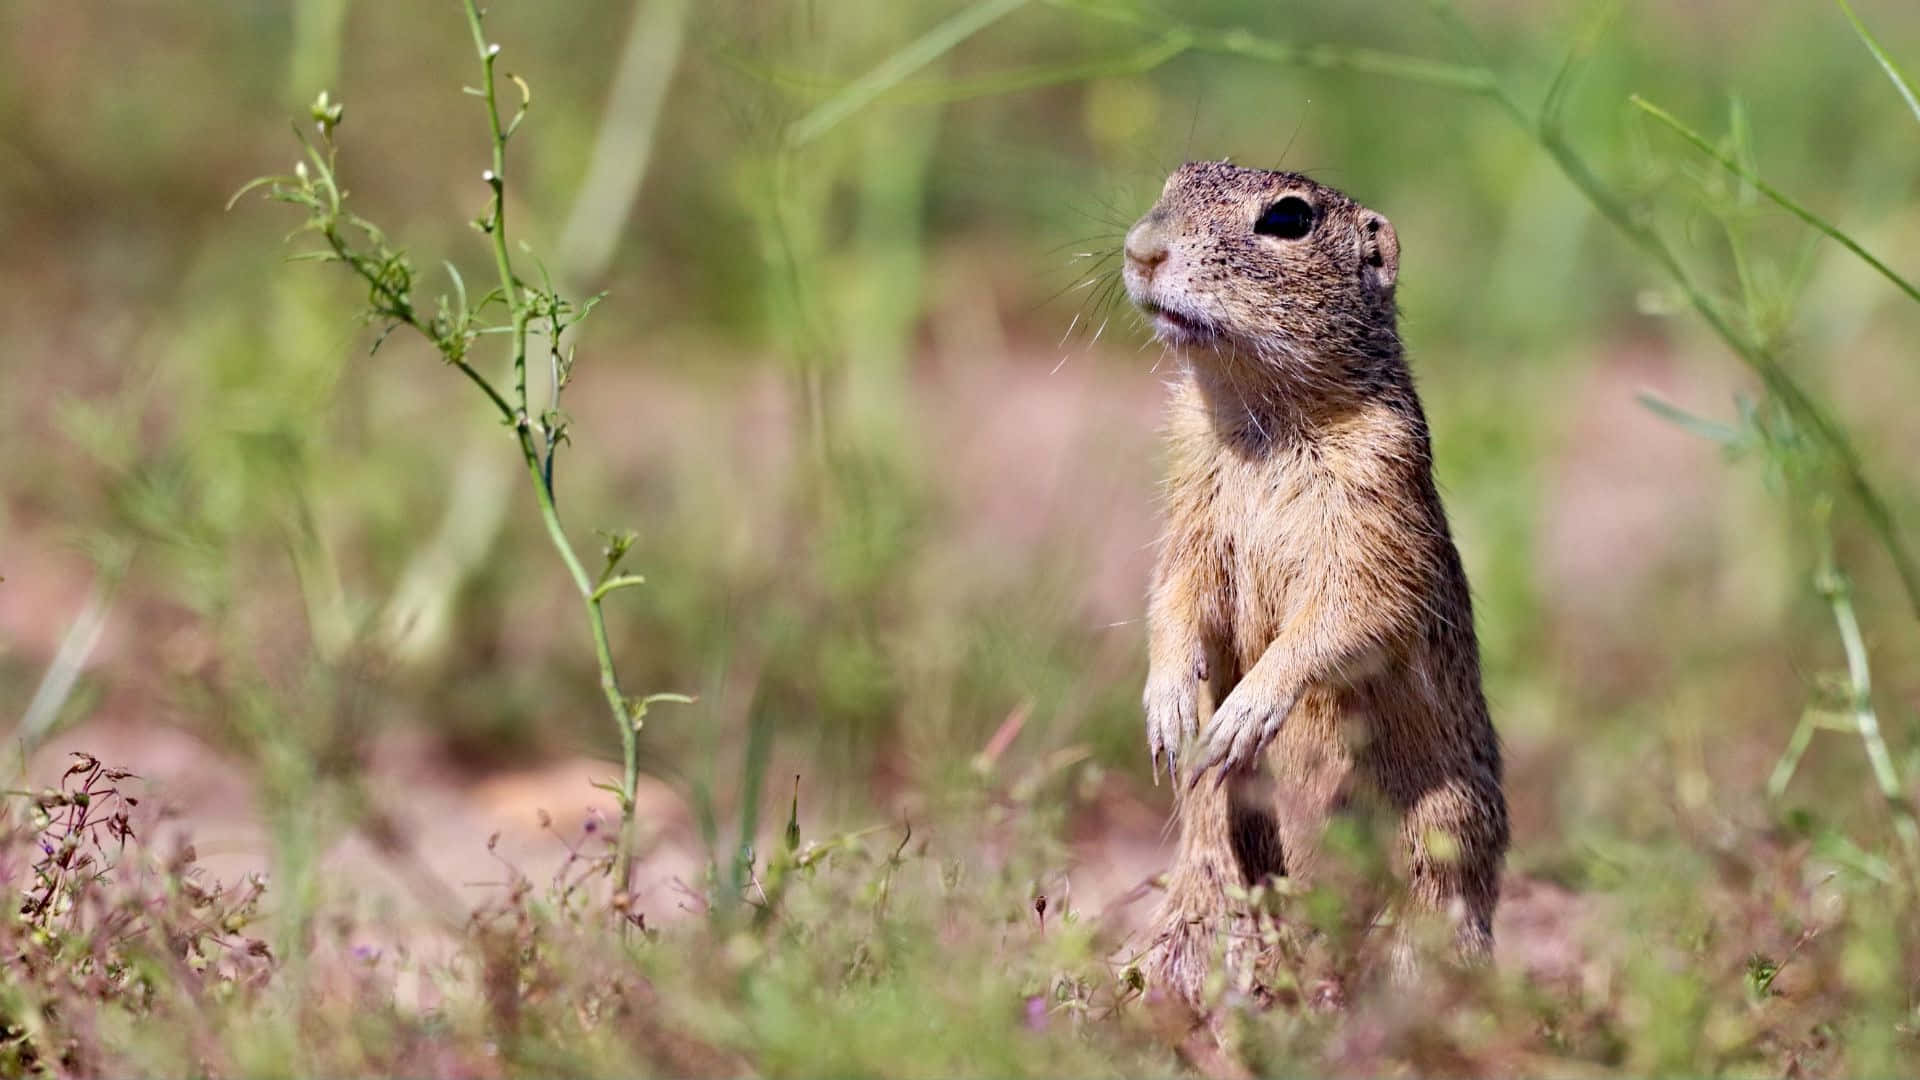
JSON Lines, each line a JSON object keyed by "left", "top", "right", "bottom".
{"left": 3, "top": 0, "right": 1920, "bottom": 1022}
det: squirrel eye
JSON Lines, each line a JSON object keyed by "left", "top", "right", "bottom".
{"left": 1254, "top": 196, "right": 1315, "bottom": 240}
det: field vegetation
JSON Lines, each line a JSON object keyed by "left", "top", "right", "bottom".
{"left": 3, "top": 0, "right": 1920, "bottom": 1073}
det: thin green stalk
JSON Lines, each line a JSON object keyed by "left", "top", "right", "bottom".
{"left": 1560, "top": 136, "right": 1920, "bottom": 620}
{"left": 1053, "top": 0, "right": 1494, "bottom": 91}
{"left": 242, "top": 0, "right": 666, "bottom": 918}
{"left": 458, "top": 0, "right": 644, "bottom": 898}
{"left": 737, "top": 32, "right": 1197, "bottom": 107}
{"left": 1765, "top": 709, "right": 1820, "bottom": 801}
{"left": 520, "top": 444, "right": 644, "bottom": 890}
{"left": 1838, "top": 0, "right": 1920, "bottom": 129}
{"left": 1813, "top": 503, "right": 1920, "bottom": 887}
{"left": 1429, "top": 0, "right": 1920, "bottom": 875}
{"left": 556, "top": 0, "right": 690, "bottom": 276}
{"left": 289, "top": 0, "right": 352, "bottom": 105}
{"left": 461, "top": 0, "right": 532, "bottom": 431}
{"left": 1418, "top": 0, "right": 1920, "bottom": 619}
{"left": 16, "top": 545, "right": 131, "bottom": 752}
{"left": 787, "top": 0, "right": 1034, "bottom": 145}
{"left": 1629, "top": 95, "right": 1920, "bottom": 307}
{"left": 383, "top": 0, "right": 679, "bottom": 679}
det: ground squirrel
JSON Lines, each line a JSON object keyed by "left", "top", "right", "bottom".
{"left": 1122, "top": 161, "right": 1508, "bottom": 1006}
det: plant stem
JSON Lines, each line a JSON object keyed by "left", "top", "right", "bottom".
{"left": 1837, "top": 0, "right": 1920, "bottom": 130}
{"left": 1424, "top": 0, "right": 1920, "bottom": 868}
{"left": 1629, "top": 95, "right": 1920, "bottom": 307}
{"left": 461, "top": 0, "right": 531, "bottom": 428}
{"left": 1051, "top": 0, "right": 1495, "bottom": 91}
{"left": 787, "top": 0, "right": 1034, "bottom": 146}
{"left": 1813, "top": 502, "right": 1920, "bottom": 888}
{"left": 517, "top": 440, "right": 644, "bottom": 894}
{"left": 1421, "top": 0, "right": 1920, "bottom": 618}
{"left": 17, "top": 544, "right": 132, "bottom": 752}
{"left": 459, "top": 0, "right": 643, "bottom": 898}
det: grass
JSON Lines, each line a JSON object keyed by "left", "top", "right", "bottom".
{"left": 4, "top": 0, "right": 1920, "bottom": 1074}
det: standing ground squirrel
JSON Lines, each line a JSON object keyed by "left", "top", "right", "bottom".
{"left": 1122, "top": 162, "right": 1508, "bottom": 1006}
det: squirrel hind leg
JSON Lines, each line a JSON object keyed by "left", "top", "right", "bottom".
{"left": 1145, "top": 778, "right": 1262, "bottom": 1008}
{"left": 1228, "top": 778, "right": 1286, "bottom": 884}
{"left": 1386, "top": 776, "right": 1506, "bottom": 982}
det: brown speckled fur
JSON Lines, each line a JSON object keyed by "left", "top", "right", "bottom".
{"left": 1123, "top": 162, "right": 1508, "bottom": 1008}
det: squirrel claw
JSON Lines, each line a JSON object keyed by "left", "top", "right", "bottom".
{"left": 1143, "top": 671, "right": 1201, "bottom": 788}
{"left": 1187, "top": 687, "right": 1295, "bottom": 791}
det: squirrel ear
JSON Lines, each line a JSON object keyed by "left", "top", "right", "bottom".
{"left": 1359, "top": 212, "right": 1399, "bottom": 292}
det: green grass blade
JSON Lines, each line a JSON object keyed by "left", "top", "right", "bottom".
{"left": 1539, "top": 0, "right": 1622, "bottom": 129}
{"left": 1631, "top": 95, "right": 1920, "bottom": 308}
{"left": 1060, "top": 0, "right": 1495, "bottom": 93}
{"left": 787, "top": 0, "right": 1031, "bottom": 146}
{"left": 1838, "top": 0, "right": 1920, "bottom": 128}
{"left": 1636, "top": 392, "right": 1747, "bottom": 448}
{"left": 730, "top": 699, "right": 775, "bottom": 906}
{"left": 17, "top": 546, "right": 131, "bottom": 750}
{"left": 878, "top": 32, "right": 1193, "bottom": 105}
{"left": 726, "top": 33, "right": 1195, "bottom": 107}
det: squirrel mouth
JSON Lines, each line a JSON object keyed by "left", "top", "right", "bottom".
{"left": 1141, "top": 301, "right": 1218, "bottom": 345}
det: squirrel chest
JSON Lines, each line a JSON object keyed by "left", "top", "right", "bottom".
{"left": 1168, "top": 385, "right": 1421, "bottom": 681}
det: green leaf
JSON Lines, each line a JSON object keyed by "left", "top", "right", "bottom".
{"left": 592, "top": 574, "right": 647, "bottom": 603}
{"left": 225, "top": 174, "right": 290, "bottom": 212}
{"left": 628, "top": 691, "right": 693, "bottom": 731}
{"left": 1635, "top": 392, "right": 1746, "bottom": 449}
{"left": 588, "top": 777, "right": 632, "bottom": 809}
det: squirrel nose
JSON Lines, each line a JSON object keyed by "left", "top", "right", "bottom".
{"left": 1124, "top": 223, "right": 1168, "bottom": 277}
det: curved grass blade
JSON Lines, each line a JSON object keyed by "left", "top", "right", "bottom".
{"left": 787, "top": 0, "right": 1031, "bottom": 146}
{"left": 1838, "top": 0, "right": 1920, "bottom": 129}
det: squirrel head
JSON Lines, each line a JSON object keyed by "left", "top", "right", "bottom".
{"left": 1123, "top": 162, "right": 1401, "bottom": 371}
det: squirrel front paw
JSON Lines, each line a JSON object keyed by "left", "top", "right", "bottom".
{"left": 1142, "top": 671, "right": 1200, "bottom": 784}
{"left": 1188, "top": 684, "right": 1297, "bottom": 789}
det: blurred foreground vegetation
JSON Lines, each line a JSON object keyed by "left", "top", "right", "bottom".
{"left": 3, "top": 0, "right": 1920, "bottom": 1073}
